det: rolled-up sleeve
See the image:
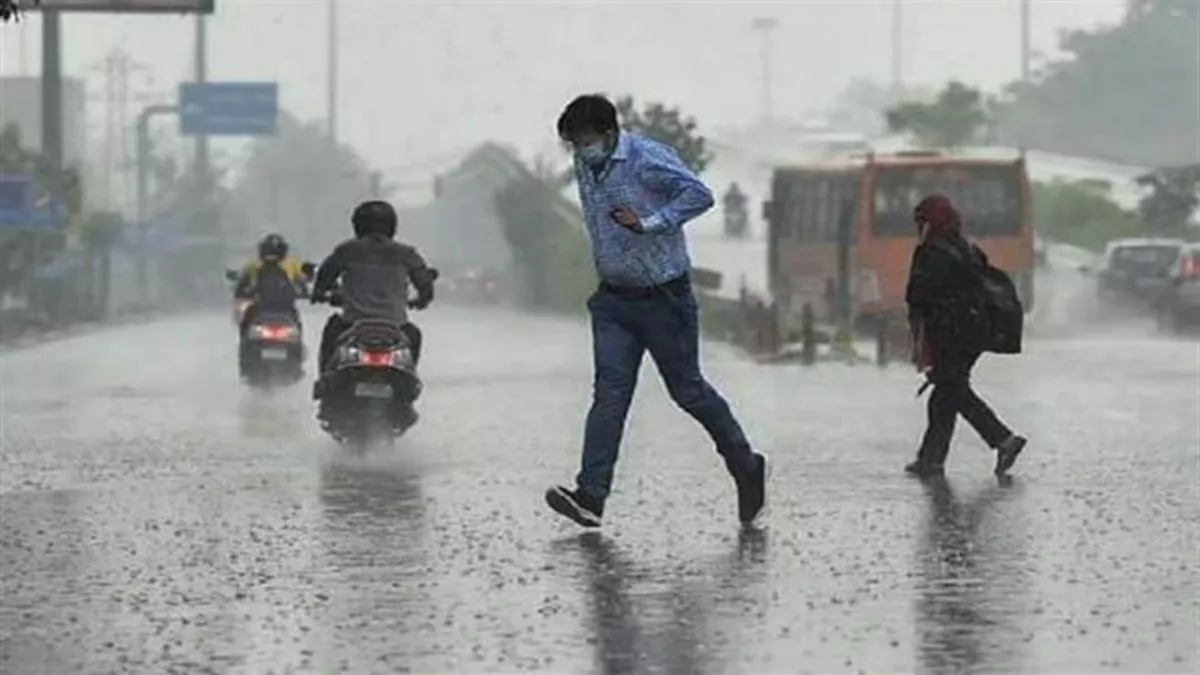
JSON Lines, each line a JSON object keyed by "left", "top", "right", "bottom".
{"left": 636, "top": 147, "right": 715, "bottom": 234}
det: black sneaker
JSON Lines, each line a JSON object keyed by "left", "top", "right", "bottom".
{"left": 735, "top": 453, "right": 769, "bottom": 526}
{"left": 994, "top": 435, "right": 1027, "bottom": 476}
{"left": 904, "top": 460, "right": 945, "bottom": 478}
{"left": 544, "top": 485, "right": 603, "bottom": 527}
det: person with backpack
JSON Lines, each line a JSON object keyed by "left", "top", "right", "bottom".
{"left": 233, "top": 233, "right": 311, "bottom": 331}
{"left": 903, "top": 194, "right": 1027, "bottom": 479}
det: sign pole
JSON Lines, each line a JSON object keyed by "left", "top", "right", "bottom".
{"left": 135, "top": 103, "right": 180, "bottom": 305}
{"left": 193, "top": 13, "right": 210, "bottom": 193}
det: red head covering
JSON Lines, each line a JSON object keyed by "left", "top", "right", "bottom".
{"left": 913, "top": 194, "right": 962, "bottom": 241}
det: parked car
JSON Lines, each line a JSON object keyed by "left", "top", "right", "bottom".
{"left": 1086, "top": 238, "right": 1186, "bottom": 309}
{"left": 1034, "top": 235, "right": 1048, "bottom": 268}
{"left": 1157, "top": 242, "right": 1200, "bottom": 332}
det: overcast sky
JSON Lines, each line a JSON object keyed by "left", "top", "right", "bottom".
{"left": 1, "top": 0, "right": 1127, "bottom": 171}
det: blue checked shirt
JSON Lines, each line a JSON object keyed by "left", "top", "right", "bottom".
{"left": 573, "top": 132, "right": 715, "bottom": 287}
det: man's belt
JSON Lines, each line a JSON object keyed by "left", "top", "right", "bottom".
{"left": 599, "top": 274, "right": 690, "bottom": 300}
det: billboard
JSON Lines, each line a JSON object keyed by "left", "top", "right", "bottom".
{"left": 25, "top": 0, "right": 213, "bottom": 12}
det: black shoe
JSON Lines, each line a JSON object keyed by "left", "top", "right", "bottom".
{"left": 734, "top": 452, "right": 769, "bottom": 526}
{"left": 904, "top": 460, "right": 945, "bottom": 478}
{"left": 544, "top": 485, "right": 603, "bottom": 527}
{"left": 994, "top": 435, "right": 1027, "bottom": 476}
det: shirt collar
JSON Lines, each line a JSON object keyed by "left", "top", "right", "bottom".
{"left": 610, "top": 131, "right": 632, "bottom": 162}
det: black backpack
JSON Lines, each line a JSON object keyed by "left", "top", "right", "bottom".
{"left": 935, "top": 240, "right": 1024, "bottom": 355}
{"left": 255, "top": 259, "right": 298, "bottom": 309}
{"left": 976, "top": 260, "right": 1024, "bottom": 354}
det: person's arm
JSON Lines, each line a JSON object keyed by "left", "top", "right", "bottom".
{"left": 233, "top": 262, "right": 256, "bottom": 299}
{"left": 402, "top": 245, "right": 435, "bottom": 307}
{"left": 905, "top": 244, "right": 949, "bottom": 326}
{"left": 634, "top": 144, "right": 715, "bottom": 234}
{"left": 311, "top": 245, "right": 347, "bottom": 299}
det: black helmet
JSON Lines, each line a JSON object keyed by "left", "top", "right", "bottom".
{"left": 258, "top": 233, "right": 288, "bottom": 260}
{"left": 352, "top": 200, "right": 398, "bottom": 239}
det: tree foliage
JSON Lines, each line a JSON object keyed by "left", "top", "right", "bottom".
{"left": 1031, "top": 178, "right": 1142, "bottom": 251}
{"left": 0, "top": 0, "right": 32, "bottom": 22}
{"left": 614, "top": 96, "right": 713, "bottom": 175}
{"left": 884, "top": 82, "right": 994, "bottom": 148}
{"left": 998, "top": 0, "right": 1200, "bottom": 165}
{"left": 225, "top": 112, "right": 378, "bottom": 256}
{"left": 1134, "top": 164, "right": 1200, "bottom": 232}
{"left": 0, "top": 123, "right": 83, "bottom": 216}
{"left": 829, "top": 78, "right": 935, "bottom": 134}
{"left": 494, "top": 174, "right": 592, "bottom": 312}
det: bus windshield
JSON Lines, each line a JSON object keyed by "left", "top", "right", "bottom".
{"left": 873, "top": 163, "right": 1022, "bottom": 238}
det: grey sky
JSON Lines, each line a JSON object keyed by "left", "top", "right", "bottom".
{"left": 1, "top": 0, "right": 1125, "bottom": 168}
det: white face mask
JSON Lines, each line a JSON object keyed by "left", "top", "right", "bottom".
{"left": 575, "top": 141, "right": 609, "bottom": 167}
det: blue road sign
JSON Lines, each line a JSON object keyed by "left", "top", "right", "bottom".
{"left": 0, "top": 174, "right": 67, "bottom": 233}
{"left": 179, "top": 82, "right": 279, "bottom": 136}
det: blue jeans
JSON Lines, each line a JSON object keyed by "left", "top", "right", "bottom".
{"left": 576, "top": 283, "right": 757, "bottom": 500}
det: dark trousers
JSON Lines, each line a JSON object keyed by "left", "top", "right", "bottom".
{"left": 319, "top": 314, "right": 422, "bottom": 373}
{"left": 917, "top": 355, "right": 1013, "bottom": 465}
{"left": 576, "top": 278, "right": 757, "bottom": 501}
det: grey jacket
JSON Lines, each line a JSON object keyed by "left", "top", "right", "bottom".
{"left": 312, "top": 234, "right": 434, "bottom": 324}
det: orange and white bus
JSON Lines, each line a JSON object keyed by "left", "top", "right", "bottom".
{"left": 761, "top": 150, "right": 1034, "bottom": 341}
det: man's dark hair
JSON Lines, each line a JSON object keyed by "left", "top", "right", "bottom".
{"left": 557, "top": 94, "right": 619, "bottom": 141}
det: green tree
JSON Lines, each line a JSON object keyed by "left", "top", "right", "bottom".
{"left": 614, "top": 96, "right": 713, "bottom": 175}
{"left": 0, "top": 0, "right": 31, "bottom": 22}
{"left": 829, "top": 78, "right": 935, "bottom": 133}
{"left": 884, "top": 81, "right": 994, "bottom": 148}
{"left": 998, "top": 0, "right": 1199, "bottom": 165}
{"left": 494, "top": 173, "right": 591, "bottom": 312}
{"left": 1031, "top": 178, "right": 1143, "bottom": 251}
{"left": 1134, "top": 164, "right": 1200, "bottom": 232}
{"left": 0, "top": 123, "right": 83, "bottom": 216}
{"left": 226, "top": 112, "right": 378, "bottom": 256}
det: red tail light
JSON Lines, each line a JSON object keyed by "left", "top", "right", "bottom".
{"left": 1183, "top": 256, "right": 1200, "bottom": 278}
{"left": 260, "top": 324, "right": 295, "bottom": 340}
{"left": 362, "top": 351, "right": 395, "bottom": 367}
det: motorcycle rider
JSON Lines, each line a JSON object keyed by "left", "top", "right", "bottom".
{"left": 233, "top": 233, "right": 311, "bottom": 331}
{"left": 310, "top": 200, "right": 435, "bottom": 393}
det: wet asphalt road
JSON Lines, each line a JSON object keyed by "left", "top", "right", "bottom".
{"left": 1, "top": 305, "right": 1198, "bottom": 674}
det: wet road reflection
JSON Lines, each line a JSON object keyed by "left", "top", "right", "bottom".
{"left": 915, "top": 477, "right": 1029, "bottom": 675}
{"left": 1, "top": 309, "right": 1197, "bottom": 672}
{"left": 564, "top": 527, "right": 770, "bottom": 674}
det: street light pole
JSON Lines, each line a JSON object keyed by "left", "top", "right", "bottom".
{"left": 751, "top": 17, "right": 778, "bottom": 122}
{"left": 890, "top": 0, "right": 903, "bottom": 94}
{"left": 1020, "top": 0, "right": 1031, "bottom": 82}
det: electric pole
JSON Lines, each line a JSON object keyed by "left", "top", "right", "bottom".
{"left": 87, "top": 48, "right": 152, "bottom": 213}
{"left": 751, "top": 17, "right": 778, "bottom": 122}
{"left": 328, "top": 0, "right": 338, "bottom": 145}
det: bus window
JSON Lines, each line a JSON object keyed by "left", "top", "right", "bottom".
{"left": 873, "top": 164, "right": 1021, "bottom": 237}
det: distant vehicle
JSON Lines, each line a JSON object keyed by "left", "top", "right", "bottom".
{"left": 761, "top": 149, "right": 1035, "bottom": 358}
{"left": 445, "top": 269, "right": 500, "bottom": 304}
{"left": 1157, "top": 242, "right": 1200, "bottom": 331}
{"left": 1087, "top": 237, "right": 1185, "bottom": 307}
